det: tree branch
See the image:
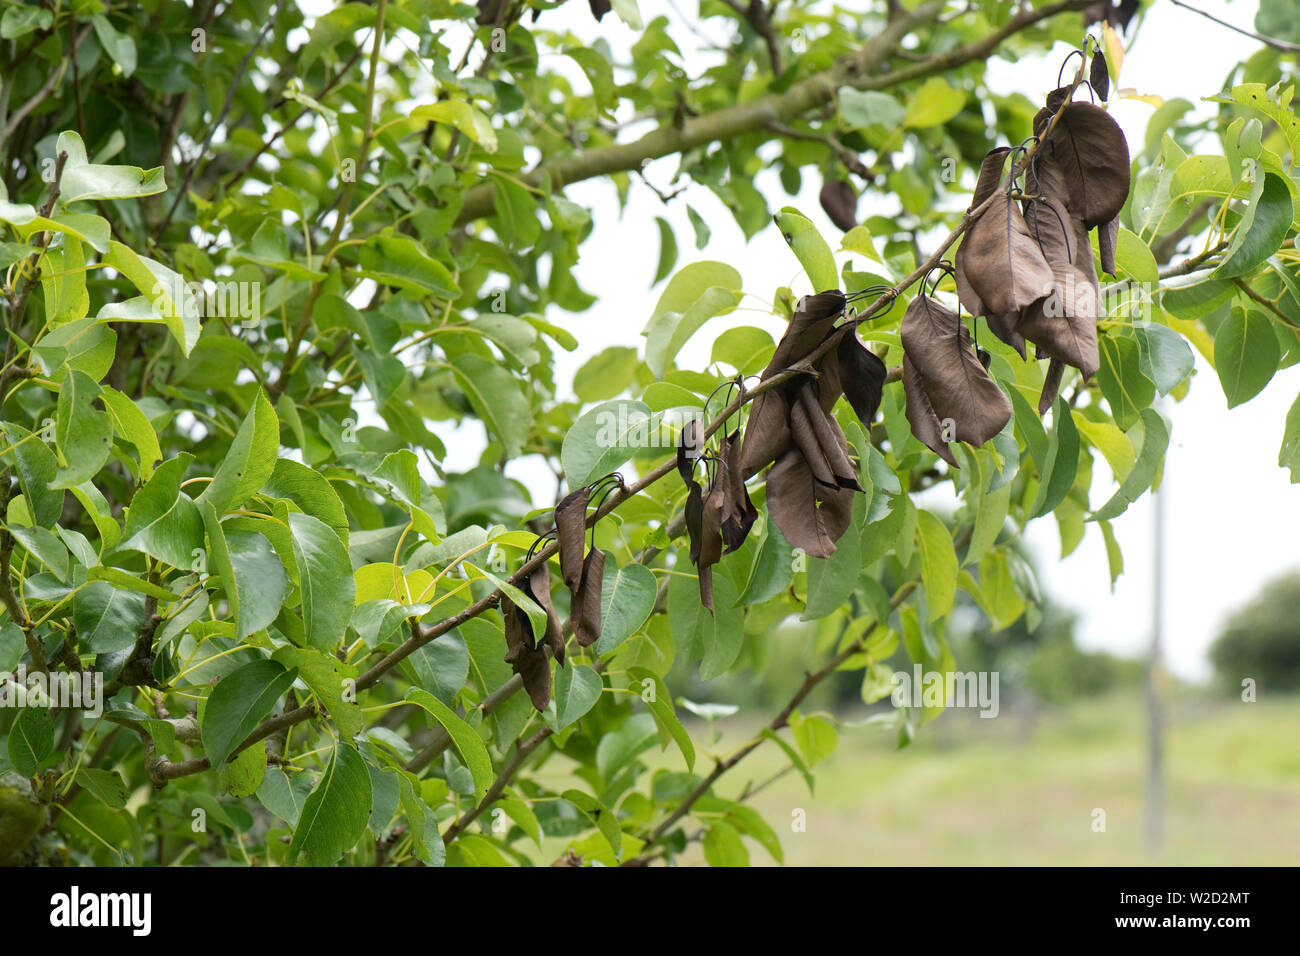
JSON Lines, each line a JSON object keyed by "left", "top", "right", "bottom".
{"left": 452, "top": 0, "right": 1092, "bottom": 224}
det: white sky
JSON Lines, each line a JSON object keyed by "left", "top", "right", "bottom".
{"left": 424, "top": 0, "right": 1293, "bottom": 680}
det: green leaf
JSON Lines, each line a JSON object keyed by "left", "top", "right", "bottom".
{"left": 1, "top": 5, "right": 51, "bottom": 39}
{"left": 7, "top": 707, "right": 54, "bottom": 776}
{"left": 1109, "top": 227, "right": 1158, "bottom": 283}
{"left": 1134, "top": 321, "right": 1195, "bottom": 395}
{"left": 668, "top": 557, "right": 743, "bottom": 674}
{"left": 1028, "top": 398, "right": 1080, "bottom": 519}
{"left": 1097, "top": 333, "right": 1156, "bottom": 429}
{"left": 760, "top": 727, "right": 815, "bottom": 793}
{"left": 1214, "top": 172, "right": 1294, "bottom": 278}
{"left": 72, "top": 580, "right": 147, "bottom": 653}
{"left": 76, "top": 768, "right": 129, "bottom": 809}
{"left": 1279, "top": 391, "right": 1300, "bottom": 482}
{"left": 560, "top": 399, "right": 657, "bottom": 488}
{"left": 736, "top": 522, "right": 794, "bottom": 606}
{"left": 411, "top": 100, "right": 498, "bottom": 152}
{"left": 202, "top": 503, "right": 286, "bottom": 640}
{"left": 273, "top": 645, "right": 363, "bottom": 739}
{"left": 0, "top": 423, "right": 61, "bottom": 527}
{"left": 200, "top": 659, "right": 299, "bottom": 768}
{"left": 575, "top": 346, "right": 640, "bottom": 404}
{"left": 286, "top": 741, "right": 372, "bottom": 865}
{"left": 198, "top": 389, "right": 279, "bottom": 514}
{"left": 449, "top": 353, "right": 530, "bottom": 458}
{"left": 7, "top": 526, "right": 68, "bottom": 582}
{"left": 561, "top": 788, "right": 622, "bottom": 859}
{"left": 711, "top": 325, "right": 775, "bottom": 375}
{"left": 89, "top": 16, "right": 138, "bottom": 79}
{"left": 120, "top": 455, "right": 204, "bottom": 569}
{"left": 653, "top": 217, "right": 678, "bottom": 284}
{"left": 790, "top": 712, "right": 838, "bottom": 766}
{"left": 99, "top": 386, "right": 162, "bottom": 480}
{"left": 838, "top": 87, "right": 905, "bottom": 130}
{"left": 804, "top": 496, "right": 865, "bottom": 620}
{"left": 1214, "top": 300, "right": 1279, "bottom": 407}
{"left": 288, "top": 512, "right": 356, "bottom": 650}
{"left": 262, "top": 458, "right": 349, "bottom": 543}
{"left": 489, "top": 174, "right": 542, "bottom": 247}
{"left": 916, "top": 509, "right": 957, "bottom": 622}
{"left": 358, "top": 232, "right": 461, "bottom": 297}
{"left": 51, "top": 370, "right": 112, "bottom": 489}
{"left": 966, "top": 459, "right": 1010, "bottom": 568}
{"left": 903, "top": 77, "right": 965, "bottom": 128}
{"left": 774, "top": 207, "right": 838, "bottom": 291}
{"left": 645, "top": 261, "right": 742, "bottom": 330}
{"left": 627, "top": 667, "right": 695, "bottom": 772}
{"left": 703, "top": 820, "right": 749, "bottom": 867}
{"left": 1091, "top": 408, "right": 1170, "bottom": 522}
{"left": 593, "top": 559, "right": 657, "bottom": 655}
{"left": 405, "top": 688, "right": 493, "bottom": 799}
{"left": 101, "top": 241, "right": 200, "bottom": 355}
{"left": 645, "top": 285, "right": 741, "bottom": 377}
{"left": 257, "top": 766, "right": 313, "bottom": 825}
{"left": 553, "top": 663, "right": 603, "bottom": 730}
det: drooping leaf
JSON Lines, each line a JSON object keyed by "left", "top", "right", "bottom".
{"left": 286, "top": 741, "right": 372, "bottom": 866}
{"left": 201, "top": 659, "right": 299, "bottom": 768}
{"left": 573, "top": 548, "right": 606, "bottom": 646}
{"left": 900, "top": 296, "right": 1013, "bottom": 453}
{"left": 1040, "top": 101, "right": 1131, "bottom": 228}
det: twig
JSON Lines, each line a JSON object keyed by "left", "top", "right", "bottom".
{"left": 1168, "top": 0, "right": 1300, "bottom": 54}
{"left": 158, "top": 1, "right": 283, "bottom": 232}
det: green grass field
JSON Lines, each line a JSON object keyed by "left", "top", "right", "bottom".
{"left": 674, "top": 692, "right": 1300, "bottom": 866}
{"left": 581, "top": 690, "right": 1294, "bottom": 867}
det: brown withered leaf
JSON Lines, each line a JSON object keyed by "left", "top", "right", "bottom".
{"left": 1098, "top": 216, "right": 1120, "bottom": 275}
{"left": 984, "top": 312, "right": 1026, "bottom": 359}
{"left": 1040, "top": 102, "right": 1131, "bottom": 228}
{"left": 1033, "top": 86, "right": 1074, "bottom": 139}
{"left": 739, "top": 388, "right": 790, "bottom": 478}
{"left": 1090, "top": 50, "right": 1110, "bottom": 101}
{"left": 959, "top": 153, "right": 1055, "bottom": 330}
{"left": 1085, "top": 0, "right": 1139, "bottom": 31}
{"left": 797, "top": 385, "right": 863, "bottom": 491}
{"left": 525, "top": 562, "right": 566, "bottom": 667}
{"left": 685, "top": 479, "right": 705, "bottom": 564}
{"left": 900, "top": 296, "right": 1013, "bottom": 451}
{"left": 503, "top": 595, "right": 552, "bottom": 711}
{"left": 555, "top": 487, "right": 589, "bottom": 594}
{"left": 573, "top": 548, "right": 605, "bottom": 647}
{"left": 954, "top": 147, "right": 1010, "bottom": 320}
{"left": 588, "top": 0, "right": 612, "bottom": 21}
{"left": 819, "top": 179, "right": 859, "bottom": 232}
{"left": 697, "top": 482, "right": 726, "bottom": 611}
{"left": 766, "top": 447, "right": 855, "bottom": 559}
{"left": 903, "top": 354, "right": 958, "bottom": 467}
{"left": 719, "top": 430, "right": 757, "bottom": 552}
{"left": 1018, "top": 268, "right": 1100, "bottom": 378}
{"left": 955, "top": 147, "right": 1029, "bottom": 357}
{"left": 1023, "top": 153, "right": 1076, "bottom": 265}
{"left": 837, "top": 330, "right": 887, "bottom": 427}
{"left": 476, "top": 0, "right": 505, "bottom": 26}
{"left": 740, "top": 291, "right": 846, "bottom": 477}
{"left": 789, "top": 389, "right": 838, "bottom": 489}
{"left": 1038, "top": 357, "right": 1066, "bottom": 415}
{"left": 768, "top": 291, "right": 847, "bottom": 369}
{"left": 677, "top": 419, "right": 704, "bottom": 485}
{"left": 1020, "top": 155, "right": 1101, "bottom": 378}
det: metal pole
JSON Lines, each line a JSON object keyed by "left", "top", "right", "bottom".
{"left": 1146, "top": 426, "right": 1166, "bottom": 853}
